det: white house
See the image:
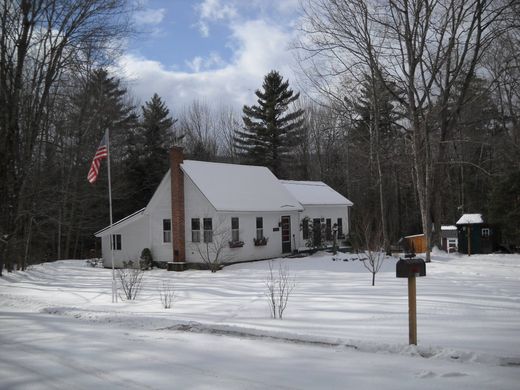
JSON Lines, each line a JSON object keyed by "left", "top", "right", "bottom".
{"left": 95, "top": 148, "right": 353, "bottom": 269}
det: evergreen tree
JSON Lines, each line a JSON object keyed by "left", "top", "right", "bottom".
{"left": 234, "top": 70, "right": 304, "bottom": 178}
{"left": 488, "top": 171, "right": 520, "bottom": 249}
{"left": 52, "top": 69, "right": 138, "bottom": 259}
{"left": 126, "top": 93, "right": 181, "bottom": 209}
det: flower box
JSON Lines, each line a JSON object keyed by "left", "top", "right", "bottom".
{"left": 253, "top": 237, "right": 268, "bottom": 246}
{"left": 228, "top": 240, "right": 244, "bottom": 248}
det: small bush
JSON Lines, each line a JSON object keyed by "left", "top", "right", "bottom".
{"left": 140, "top": 248, "right": 153, "bottom": 270}
{"left": 86, "top": 258, "right": 101, "bottom": 267}
{"left": 117, "top": 261, "right": 144, "bottom": 300}
{"left": 159, "top": 280, "right": 175, "bottom": 309}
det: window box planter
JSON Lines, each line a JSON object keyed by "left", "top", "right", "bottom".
{"left": 253, "top": 237, "right": 268, "bottom": 246}
{"left": 228, "top": 240, "right": 244, "bottom": 248}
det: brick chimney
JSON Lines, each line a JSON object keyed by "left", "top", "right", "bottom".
{"left": 170, "top": 147, "right": 185, "bottom": 266}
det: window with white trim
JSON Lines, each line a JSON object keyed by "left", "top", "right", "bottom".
{"left": 163, "top": 219, "right": 171, "bottom": 243}
{"left": 191, "top": 218, "right": 200, "bottom": 242}
{"left": 203, "top": 218, "right": 213, "bottom": 243}
{"left": 111, "top": 234, "right": 121, "bottom": 251}
{"left": 231, "top": 217, "right": 240, "bottom": 242}
{"left": 481, "top": 228, "right": 490, "bottom": 237}
{"left": 256, "top": 217, "right": 264, "bottom": 240}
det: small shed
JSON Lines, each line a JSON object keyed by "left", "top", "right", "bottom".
{"left": 403, "top": 234, "right": 427, "bottom": 253}
{"left": 441, "top": 225, "right": 458, "bottom": 253}
{"left": 456, "top": 214, "right": 496, "bottom": 255}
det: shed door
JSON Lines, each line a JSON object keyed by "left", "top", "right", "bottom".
{"left": 281, "top": 216, "right": 291, "bottom": 254}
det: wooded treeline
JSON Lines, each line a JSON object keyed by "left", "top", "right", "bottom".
{"left": 1, "top": 0, "right": 519, "bottom": 273}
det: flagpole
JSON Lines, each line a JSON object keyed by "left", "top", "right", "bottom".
{"left": 106, "top": 129, "right": 117, "bottom": 303}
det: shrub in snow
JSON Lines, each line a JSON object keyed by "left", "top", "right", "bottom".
{"left": 140, "top": 248, "right": 153, "bottom": 270}
{"left": 265, "top": 261, "right": 295, "bottom": 319}
{"left": 117, "top": 261, "right": 144, "bottom": 300}
{"left": 300, "top": 216, "right": 327, "bottom": 250}
{"left": 159, "top": 280, "right": 174, "bottom": 309}
{"left": 86, "top": 258, "right": 101, "bottom": 267}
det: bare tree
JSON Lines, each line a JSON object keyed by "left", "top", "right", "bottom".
{"left": 299, "top": 0, "right": 516, "bottom": 261}
{"left": 190, "top": 216, "right": 234, "bottom": 272}
{"left": 179, "top": 100, "right": 219, "bottom": 160}
{"left": 265, "top": 261, "right": 295, "bottom": 319}
{"left": 359, "top": 219, "right": 386, "bottom": 286}
{"left": 215, "top": 105, "right": 242, "bottom": 162}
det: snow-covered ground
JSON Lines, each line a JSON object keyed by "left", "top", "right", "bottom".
{"left": 1, "top": 250, "right": 519, "bottom": 389}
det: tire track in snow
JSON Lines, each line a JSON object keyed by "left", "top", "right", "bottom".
{"left": 0, "top": 336, "right": 152, "bottom": 390}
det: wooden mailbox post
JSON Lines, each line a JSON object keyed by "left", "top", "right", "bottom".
{"left": 396, "top": 257, "right": 426, "bottom": 345}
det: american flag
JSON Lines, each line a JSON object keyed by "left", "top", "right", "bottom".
{"left": 87, "top": 132, "right": 108, "bottom": 184}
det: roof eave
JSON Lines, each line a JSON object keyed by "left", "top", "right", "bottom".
{"left": 94, "top": 208, "right": 146, "bottom": 236}
{"left": 300, "top": 202, "right": 353, "bottom": 207}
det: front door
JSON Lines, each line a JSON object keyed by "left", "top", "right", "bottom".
{"left": 281, "top": 216, "right": 291, "bottom": 253}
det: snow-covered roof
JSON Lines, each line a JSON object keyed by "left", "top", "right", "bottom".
{"left": 181, "top": 160, "right": 303, "bottom": 212}
{"left": 280, "top": 181, "right": 353, "bottom": 206}
{"left": 456, "top": 214, "right": 484, "bottom": 225}
{"left": 94, "top": 208, "right": 146, "bottom": 236}
{"left": 441, "top": 225, "right": 457, "bottom": 231}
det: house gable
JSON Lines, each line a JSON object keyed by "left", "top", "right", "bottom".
{"left": 144, "top": 169, "right": 171, "bottom": 214}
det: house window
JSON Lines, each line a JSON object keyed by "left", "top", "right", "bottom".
{"left": 481, "top": 228, "right": 490, "bottom": 237}
{"left": 163, "top": 219, "right": 171, "bottom": 243}
{"left": 337, "top": 218, "right": 343, "bottom": 238}
{"left": 203, "top": 218, "right": 213, "bottom": 243}
{"left": 231, "top": 217, "right": 240, "bottom": 242}
{"left": 191, "top": 218, "right": 200, "bottom": 242}
{"left": 302, "top": 218, "right": 309, "bottom": 240}
{"left": 326, "top": 218, "right": 332, "bottom": 241}
{"left": 111, "top": 234, "right": 121, "bottom": 251}
{"left": 256, "top": 217, "right": 264, "bottom": 240}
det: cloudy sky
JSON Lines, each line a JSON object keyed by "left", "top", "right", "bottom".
{"left": 118, "top": 0, "right": 303, "bottom": 114}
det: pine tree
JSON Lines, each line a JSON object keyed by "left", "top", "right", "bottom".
{"left": 56, "top": 69, "right": 138, "bottom": 259}
{"left": 126, "top": 93, "right": 181, "bottom": 208}
{"left": 488, "top": 171, "right": 520, "bottom": 249}
{"left": 234, "top": 70, "right": 304, "bottom": 178}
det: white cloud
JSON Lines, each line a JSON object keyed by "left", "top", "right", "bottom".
{"left": 134, "top": 8, "right": 166, "bottom": 25}
{"left": 117, "top": 19, "right": 298, "bottom": 114}
{"left": 198, "top": 0, "right": 238, "bottom": 20}
{"left": 186, "top": 52, "right": 225, "bottom": 72}
{"left": 195, "top": 0, "right": 238, "bottom": 37}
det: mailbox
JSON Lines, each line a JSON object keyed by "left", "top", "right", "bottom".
{"left": 396, "top": 258, "right": 426, "bottom": 278}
